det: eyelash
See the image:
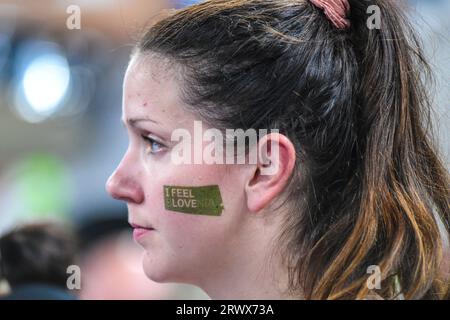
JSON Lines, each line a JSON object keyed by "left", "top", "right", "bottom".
{"left": 141, "top": 135, "right": 166, "bottom": 154}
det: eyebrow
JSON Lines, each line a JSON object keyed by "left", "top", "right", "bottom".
{"left": 122, "top": 117, "right": 160, "bottom": 127}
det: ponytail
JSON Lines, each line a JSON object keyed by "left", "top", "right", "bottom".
{"left": 312, "top": 0, "right": 450, "bottom": 299}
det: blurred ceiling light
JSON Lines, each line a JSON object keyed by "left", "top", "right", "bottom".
{"left": 13, "top": 41, "right": 72, "bottom": 123}
{"left": 22, "top": 53, "right": 70, "bottom": 114}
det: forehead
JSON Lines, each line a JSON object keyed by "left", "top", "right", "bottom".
{"left": 124, "top": 53, "right": 175, "bottom": 90}
{"left": 122, "top": 54, "right": 193, "bottom": 127}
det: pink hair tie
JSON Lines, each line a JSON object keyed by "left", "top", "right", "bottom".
{"left": 309, "top": 0, "right": 351, "bottom": 29}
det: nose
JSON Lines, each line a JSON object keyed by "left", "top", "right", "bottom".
{"left": 106, "top": 156, "right": 145, "bottom": 204}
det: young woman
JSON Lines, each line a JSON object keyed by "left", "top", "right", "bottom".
{"left": 106, "top": 0, "right": 450, "bottom": 299}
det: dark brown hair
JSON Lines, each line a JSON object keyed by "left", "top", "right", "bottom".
{"left": 0, "top": 222, "right": 76, "bottom": 289}
{"left": 136, "top": 0, "right": 450, "bottom": 299}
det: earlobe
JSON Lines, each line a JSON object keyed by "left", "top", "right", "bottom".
{"left": 244, "top": 134, "right": 296, "bottom": 213}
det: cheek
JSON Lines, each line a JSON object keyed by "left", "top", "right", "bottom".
{"left": 157, "top": 213, "right": 237, "bottom": 280}
{"left": 139, "top": 160, "right": 248, "bottom": 283}
{"left": 142, "top": 162, "right": 243, "bottom": 247}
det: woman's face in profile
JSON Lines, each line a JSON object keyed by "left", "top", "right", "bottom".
{"left": 106, "top": 54, "right": 249, "bottom": 284}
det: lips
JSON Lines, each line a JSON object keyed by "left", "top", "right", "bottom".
{"left": 130, "top": 222, "right": 155, "bottom": 241}
{"left": 130, "top": 222, "right": 154, "bottom": 230}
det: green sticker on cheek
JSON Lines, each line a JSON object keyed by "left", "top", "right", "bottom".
{"left": 164, "top": 185, "right": 224, "bottom": 216}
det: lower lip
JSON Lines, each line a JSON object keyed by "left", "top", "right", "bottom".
{"left": 133, "top": 227, "right": 154, "bottom": 241}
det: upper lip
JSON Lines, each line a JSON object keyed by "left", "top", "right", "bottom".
{"left": 129, "top": 222, "right": 155, "bottom": 230}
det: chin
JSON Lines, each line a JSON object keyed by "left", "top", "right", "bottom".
{"left": 142, "top": 253, "right": 199, "bottom": 285}
{"left": 142, "top": 253, "right": 165, "bottom": 282}
{"left": 142, "top": 252, "right": 181, "bottom": 284}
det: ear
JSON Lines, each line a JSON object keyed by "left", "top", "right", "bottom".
{"left": 244, "top": 133, "right": 296, "bottom": 213}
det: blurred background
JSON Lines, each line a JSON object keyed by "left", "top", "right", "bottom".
{"left": 0, "top": 0, "right": 448, "bottom": 299}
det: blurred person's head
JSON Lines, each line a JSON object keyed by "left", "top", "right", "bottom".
{"left": 106, "top": 0, "right": 450, "bottom": 299}
{"left": 0, "top": 222, "right": 76, "bottom": 291}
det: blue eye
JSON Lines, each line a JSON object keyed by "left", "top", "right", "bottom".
{"left": 142, "top": 135, "right": 165, "bottom": 154}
